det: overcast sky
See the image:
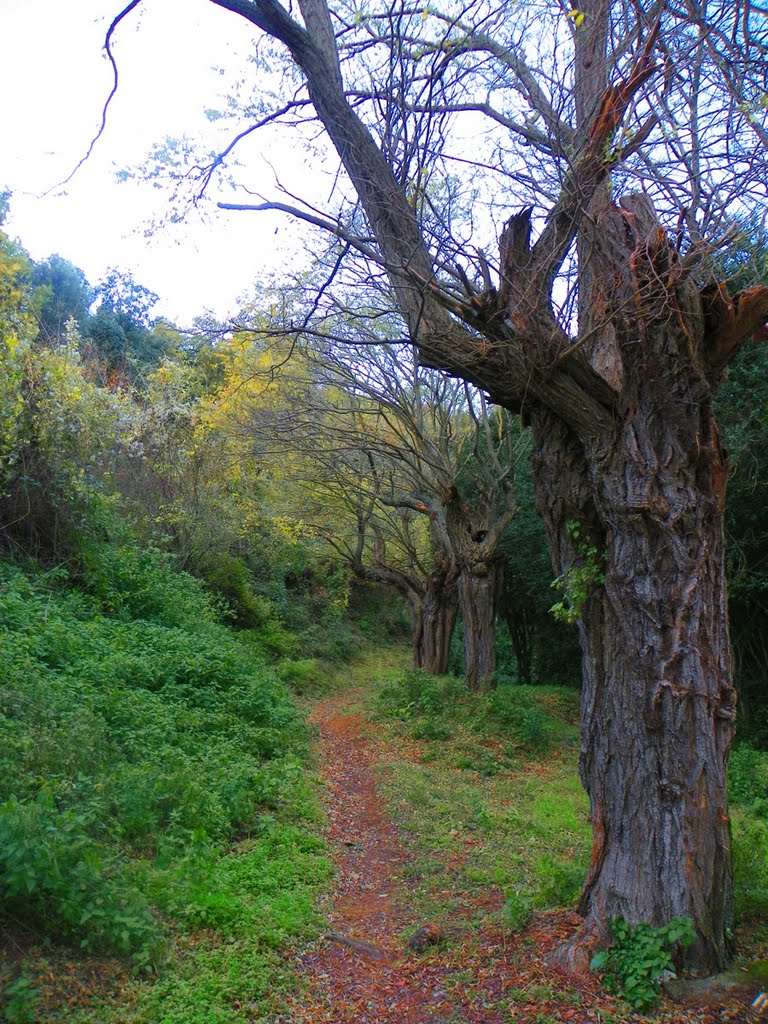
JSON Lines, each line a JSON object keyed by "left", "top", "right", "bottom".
{"left": 0, "top": 0, "right": 319, "bottom": 324}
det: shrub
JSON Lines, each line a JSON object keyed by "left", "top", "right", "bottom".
{"left": 377, "top": 671, "right": 567, "bottom": 760}
{"left": 0, "top": 970, "right": 39, "bottom": 1024}
{"left": 248, "top": 615, "right": 300, "bottom": 659}
{"left": 0, "top": 797, "right": 158, "bottom": 967}
{"left": 733, "top": 814, "right": 768, "bottom": 919}
{"left": 412, "top": 719, "right": 454, "bottom": 741}
{"left": 503, "top": 888, "right": 533, "bottom": 932}
{"left": 590, "top": 916, "right": 696, "bottom": 1011}
{"left": 193, "top": 550, "right": 265, "bottom": 628}
{"left": 0, "top": 560, "right": 309, "bottom": 964}
{"left": 378, "top": 669, "right": 466, "bottom": 719}
{"left": 534, "top": 853, "right": 584, "bottom": 907}
{"left": 486, "top": 687, "right": 551, "bottom": 751}
{"left": 300, "top": 619, "right": 357, "bottom": 662}
{"left": 276, "top": 659, "right": 330, "bottom": 695}
{"left": 82, "top": 542, "right": 225, "bottom": 628}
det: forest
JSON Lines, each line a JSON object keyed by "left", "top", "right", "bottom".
{"left": 2, "top": 0, "right": 768, "bottom": 1021}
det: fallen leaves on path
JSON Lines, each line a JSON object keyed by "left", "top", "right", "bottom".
{"left": 275, "top": 687, "right": 761, "bottom": 1024}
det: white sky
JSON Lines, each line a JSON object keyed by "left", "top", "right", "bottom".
{"left": 0, "top": 0, "right": 320, "bottom": 324}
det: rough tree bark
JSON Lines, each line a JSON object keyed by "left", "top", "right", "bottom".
{"left": 457, "top": 560, "right": 503, "bottom": 693}
{"left": 434, "top": 478, "right": 515, "bottom": 692}
{"left": 528, "top": 195, "right": 738, "bottom": 970}
{"left": 352, "top": 557, "right": 458, "bottom": 675}
{"left": 408, "top": 565, "right": 459, "bottom": 675}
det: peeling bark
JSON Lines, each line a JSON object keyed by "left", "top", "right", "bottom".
{"left": 528, "top": 199, "right": 736, "bottom": 972}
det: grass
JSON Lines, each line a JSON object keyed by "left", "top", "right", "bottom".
{"left": 383, "top": 756, "right": 590, "bottom": 934}
{"left": 369, "top": 666, "right": 768, "bottom": 976}
{"left": 4, "top": 602, "right": 767, "bottom": 1023}
{"left": 67, "top": 823, "right": 331, "bottom": 1024}
{"left": 370, "top": 668, "right": 590, "bottom": 931}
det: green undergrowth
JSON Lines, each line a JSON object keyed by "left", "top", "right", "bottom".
{"left": 730, "top": 743, "right": 768, "bottom": 923}
{"left": 377, "top": 667, "right": 579, "bottom": 770}
{"left": 373, "top": 668, "right": 589, "bottom": 928}
{"left": 70, "top": 823, "right": 331, "bottom": 1024}
{"left": 0, "top": 557, "right": 330, "bottom": 1023}
{"left": 590, "top": 916, "right": 697, "bottom": 1011}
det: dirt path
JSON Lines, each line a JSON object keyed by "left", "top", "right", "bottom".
{"left": 275, "top": 681, "right": 761, "bottom": 1024}
{"left": 277, "top": 687, "right": 458, "bottom": 1024}
{"left": 275, "top": 685, "right": 607, "bottom": 1024}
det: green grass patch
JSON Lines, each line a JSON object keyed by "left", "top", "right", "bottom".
{"left": 377, "top": 755, "right": 590, "bottom": 924}
{"left": 373, "top": 667, "right": 768, "bottom": 946}
{"left": 377, "top": 668, "right": 579, "bottom": 760}
{"left": 373, "top": 668, "right": 589, "bottom": 926}
{"left": 275, "top": 657, "right": 335, "bottom": 696}
{"left": 69, "top": 823, "right": 331, "bottom": 1024}
{"left": 730, "top": 742, "right": 768, "bottom": 921}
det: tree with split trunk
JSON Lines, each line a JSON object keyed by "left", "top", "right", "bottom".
{"left": 237, "top": 330, "right": 519, "bottom": 686}
{"left": 104, "top": 0, "right": 768, "bottom": 972}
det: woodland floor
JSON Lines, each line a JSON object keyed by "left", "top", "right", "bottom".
{"left": 3, "top": 657, "right": 766, "bottom": 1023}
{"left": 274, "top": 679, "right": 764, "bottom": 1024}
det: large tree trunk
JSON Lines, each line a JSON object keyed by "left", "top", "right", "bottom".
{"left": 409, "top": 573, "right": 458, "bottom": 675}
{"left": 439, "top": 481, "right": 515, "bottom": 693}
{"left": 350, "top": 556, "right": 457, "bottom": 676}
{"left": 528, "top": 200, "right": 737, "bottom": 972}
{"left": 458, "top": 561, "right": 502, "bottom": 693}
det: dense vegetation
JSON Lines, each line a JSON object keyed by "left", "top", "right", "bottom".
{"left": 0, "top": 208, "right": 349, "bottom": 1021}
{"left": 0, "top": 557, "right": 332, "bottom": 1019}
{"left": 1, "top": 187, "right": 767, "bottom": 1019}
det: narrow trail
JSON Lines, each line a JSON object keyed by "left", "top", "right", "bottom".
{"left": 275, "top": 677, "right": 760, "bottom": 1024}
{"left": 277, "top": 686, "right": 458, "bottom": 1024}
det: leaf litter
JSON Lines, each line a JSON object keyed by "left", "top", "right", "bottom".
{"left": 275, "top": 684, "right": 762, "bottom": 1024}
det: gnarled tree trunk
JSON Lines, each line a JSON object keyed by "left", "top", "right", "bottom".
{"left": 533, "top": 407, "right": 734, "bottom": 971}
{"left": 203, "top": 0, "right": 768, "bottom": 973}
{"left": 440, "top": 481, "right": 515, "bottom": 693}
{"left": 529, "top": 197, "right": 738, "bottom": 971}
{"left": 409, "top": 568, "right": 459, "bottom": 675}
{"left": 350, "top": 554, "right": 458, "bottom": 677}
{"left": 458, "top": 561, "right": 503, "bottom": 693}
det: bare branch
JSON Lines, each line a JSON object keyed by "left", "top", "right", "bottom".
{"left": 49, "top": 0, "right": 144, "bottom": 191}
